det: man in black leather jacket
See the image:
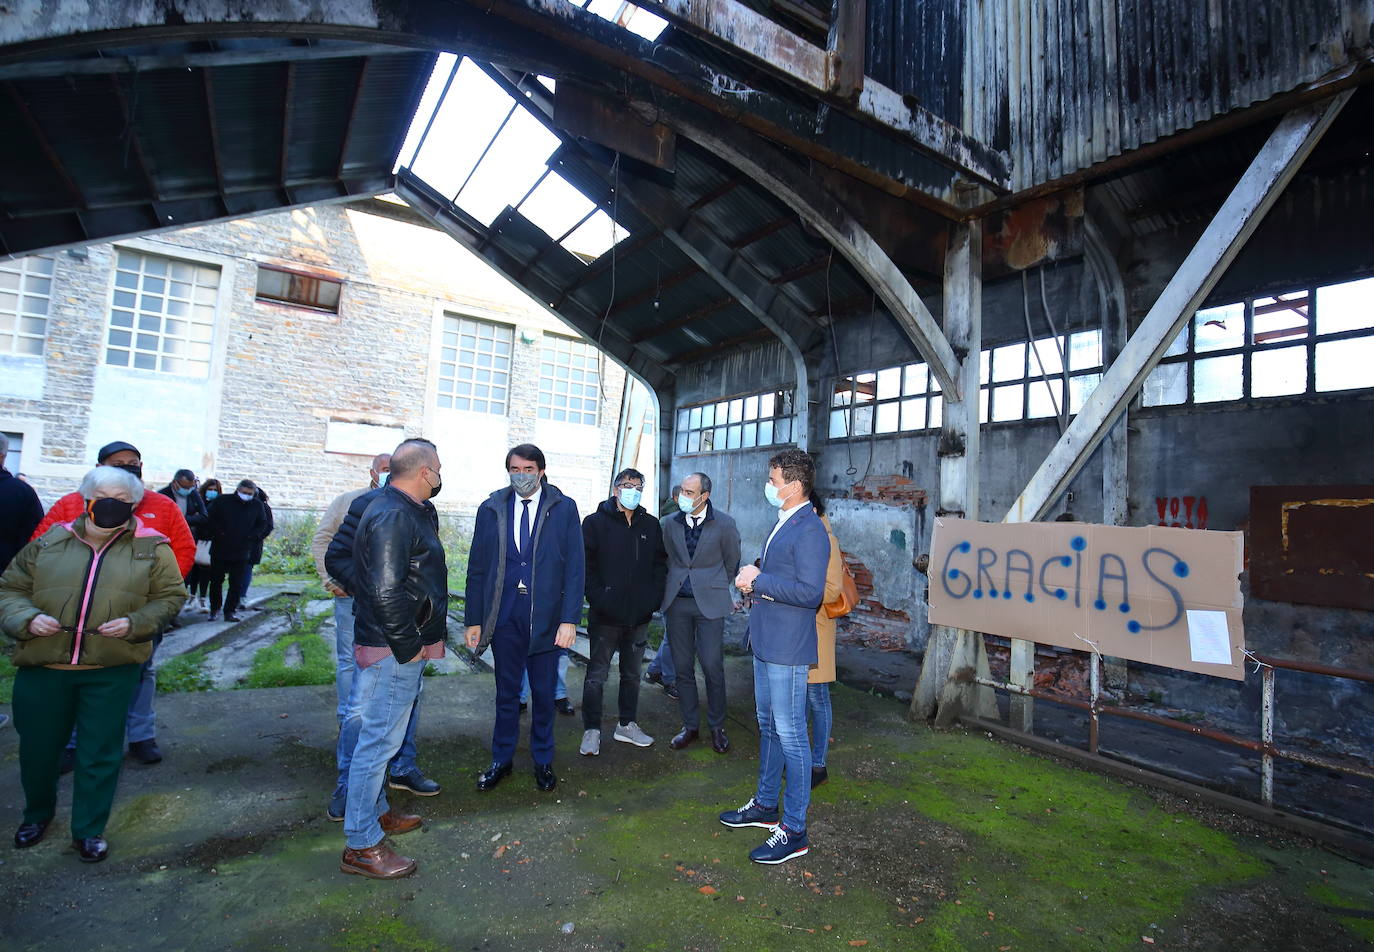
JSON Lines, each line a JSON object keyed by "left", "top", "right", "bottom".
{"left": 339, "top": 439, "right": 447, "bottom": 881}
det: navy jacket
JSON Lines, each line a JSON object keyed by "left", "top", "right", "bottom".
{"left": 747, "top": 503, "right": 830, "bottom": 666}
{"left": 0, "top": 468, "right": 43, "bottom": 577}
{"left": 205, "top": 492, "right": 270, "bottom": 563}
{"left": 465, "top": 481, "right": 584, "bottom": 654}
{"left": 323, "top": 487, "right": 383, "bottom": 597}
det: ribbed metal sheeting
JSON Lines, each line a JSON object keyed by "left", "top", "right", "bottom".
{"left": 965, "top": 0, "right": 1374, "bottom": 191}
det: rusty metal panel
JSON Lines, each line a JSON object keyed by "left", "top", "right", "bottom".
{"left": 555, "top": 83, "right": 676, "bottom": 171}
{"left": 1250, "top": 485, "right": 1374, "bottom": 611}
{"left": 967, "top": 0, "right": 1374, "bottom": 191}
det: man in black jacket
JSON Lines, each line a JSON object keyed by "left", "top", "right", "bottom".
{"left": 323, "top": 463, "right": 440, "bottom": 823}
{"left": 578, "top": 468, "right": 668, "bottom": 757}
{"left": 340, "top": 439, "right": 447, "bottom": 881}
{"left": 157, "top": 469, "right": 209, "bottom": 550}
{"left": 204, "top": 479, "right": 269, "bottom": 622}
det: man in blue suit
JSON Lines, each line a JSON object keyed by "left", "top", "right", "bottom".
{"left": 719, "top": 448, "right": 829, "bottom": 864}
{"left": 464, "top": 444, "right": 584, "bottom": 793}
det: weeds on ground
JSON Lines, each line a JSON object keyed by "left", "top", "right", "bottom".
{"left": 158, "top": 648, "right": 214, "bottom": 694}
{"left": 259, "top": 513, "right": 319, "bottom": 577}
{"left": 0, "top": 649, "right": 14, "bottom": 704}
{"left": 240, "top": 594, "right": 334, "bottom": 689}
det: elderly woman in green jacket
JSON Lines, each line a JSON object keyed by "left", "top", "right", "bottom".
{"left": 0, "top": 466, "right": 186, "bottom": 863}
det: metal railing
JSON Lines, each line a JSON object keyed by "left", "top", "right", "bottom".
{"left": 974, "top": 649, "right": 1374, "bottom": 810}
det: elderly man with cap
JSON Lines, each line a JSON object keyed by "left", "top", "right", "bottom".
{"left": 30, "top": 440, "right": 195, "bottom": 766}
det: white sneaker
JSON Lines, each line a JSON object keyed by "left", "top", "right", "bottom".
{"left": 580, "top": 729, "right": 601, "bottom": 756}
{"left": 197, "top": 596, "right": 208, "bottom": 612}
{"left": 613, "top": 721, "right": 654, "bottom": 748}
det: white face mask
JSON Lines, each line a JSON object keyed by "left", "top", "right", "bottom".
{"left": 237, "top": 491, "right": 255, "bottom": 502}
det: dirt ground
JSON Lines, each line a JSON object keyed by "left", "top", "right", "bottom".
{"left": 1, "top": 655, "right": 1370, "bottom": 951}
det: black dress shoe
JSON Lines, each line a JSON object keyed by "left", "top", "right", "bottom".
{"left": 74, "top": 836, "right": 108, "bottom": 863}
{"left": 223, "top": 612, "right": 240, "bottom": 623}
{"left": 669, "top": 728, "right": 699, "bottom": 750}
{"left": 14, "top": 821, "right": 48, "bottom": 848}
{"left": 643, "top": 670, "right": 663, "bottom": 685}
{"left": 555, "top": 698, "right": 575, "bottom": 716}
{"left": 811, "top": 766, "right": 829, "bottom": 788}
{"left": 711, "top": 728, "right": 730, "bottom": 754}
{"left": 476, "top": 761, "right": 513, "bottom": 791}
{"left": 534, "top": 763, "right": 557, "bottom": 792}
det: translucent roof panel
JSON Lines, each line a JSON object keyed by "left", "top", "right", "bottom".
{"left": 562, "top": 209, "right": 629, "bottom": 260}
{"left": 455, "top": 107, "right": 561, "bottom": 226}
{"left": 519, "top": 174, "right": 597, "bottom": 242}
{"left": 407, "top": 59, "right": 525, "bottom": 199}
{"left": 395, "top": 52, "right": 458, "bottom": 173}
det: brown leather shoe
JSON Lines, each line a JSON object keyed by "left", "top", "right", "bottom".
{"left": 340, "top": 841, "right": 417, "bottom": 879}
{"left": 379, "top": 810, "right": 422, "bottom": 835}
{"left": 669, "top": 728, "right": 699, "bottom": 750}
{"left": 711, "top": 727, "right": 730, "bottom": 754}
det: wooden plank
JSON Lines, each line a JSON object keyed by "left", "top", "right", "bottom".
{"left": 1005, "top": 92, "right": 1353, "bottom": 524}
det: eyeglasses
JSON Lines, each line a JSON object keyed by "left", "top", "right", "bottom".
{"left": 616, "top": 483, "right": 644, "bottom": 491}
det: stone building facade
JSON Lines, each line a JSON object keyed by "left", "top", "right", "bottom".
{"left": 0, "top": 201, "right": 636, "bottom": 521}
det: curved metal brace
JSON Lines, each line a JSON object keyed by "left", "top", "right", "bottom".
{"left": 662, "top": 110, "right": 963, "bottom": 399}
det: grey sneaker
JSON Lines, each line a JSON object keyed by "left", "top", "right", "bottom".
{"left": 580, "top": 729, "right": 601, "bottom": 756}
{"left": 613, "top": 721, "right": 654, "bottom": 747}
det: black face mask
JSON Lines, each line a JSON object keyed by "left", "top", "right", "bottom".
{"left": 425, "top": 470, "right": 443, "bottom": 499}
{"left": 87, "top": 497, "right": 135, "bottom": 529}
{"left": 112, "top": 463, "right": 143, "bottom": 479}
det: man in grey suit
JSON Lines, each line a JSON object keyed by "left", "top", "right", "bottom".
{"left": 660, "top": 472, "right": 741, "bottom": 753}
{"left": 719, "top": 448, "right": 829, "bottom": 865}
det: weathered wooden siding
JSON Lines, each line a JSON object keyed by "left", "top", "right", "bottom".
{"left": 963, "top": 0, "right": 1374, "bottom": 190}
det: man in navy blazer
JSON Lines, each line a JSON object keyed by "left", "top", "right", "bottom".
{"left": 719, "top": 448, "right": 829, "bottom": 865}
{"left": 464, "top": 444, "right": 584, "bottom": 793}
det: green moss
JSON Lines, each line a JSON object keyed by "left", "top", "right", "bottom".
{"left": 332, "top": 914, "right": 446, "bottom": 952}
{"left": 157, "top": 647, "right": 214, "bottom": 693}
{"left": 239, "top": 629, "right": 335, "bottom": 688}
{"left": 106, "top": 792, "right": 194, "bottom": 836}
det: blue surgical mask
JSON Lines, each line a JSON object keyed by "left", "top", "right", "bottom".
{"left": 205, "top": 490, "right": 219, "bottom": 501}
{"left": 677, "top": 493, "right": 696, "bottom": 514}
{"left": 764, "top": 482, "right": 786, "bottom": 508}
{"left": 618, "top": 487, "right": 642, "bottom": 510}
{"left": 237, "top": 491, "right": 255, "bottom": 502}
{"left": 510, "top": 472, "right": 540, "bottom": 497}
{"left": 375, "top": 471, "right": 389, "bottom": 487}
{"left": 175, "top": 486, "right": 193, "bottom": 497}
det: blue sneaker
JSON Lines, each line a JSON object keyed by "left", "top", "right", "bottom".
{"left": 719, "top": 797, "right": 780, "bottom": 829}
{"left": 749, "top": 825, "right": 809, "bottom": 864}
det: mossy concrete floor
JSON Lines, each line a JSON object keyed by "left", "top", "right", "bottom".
{"left": 1, "top": 656, "right": 1370, "bottom": 951}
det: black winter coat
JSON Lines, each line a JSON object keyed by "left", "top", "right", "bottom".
{"left": 353, "top": 486, "right": 448, "bottom": 662}
{"left": 206, "top": 493, "right": 270, "bottom": 563}
{"left": 582, "top": 497, "right": 667, "bottom": 626}
{"left": 157, "top": 482, "right": 210, "bottom": 534}
{"left": 0, "top": 468, "right": 43, "bottom": 577}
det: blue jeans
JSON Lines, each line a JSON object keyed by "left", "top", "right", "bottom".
{"left": 806, "top": 682, "right": 832, "bottom": 767}
{"left": 334, "top": 598, "right": 420, "bottom": 803}
{"left": 753, "top": 656, "right": 811, "bottom": 833}
{"left": 646, "top": 637, "right": 676, "bottom": 683}
{"left": 520, "top": 648, "right": 569, "bottom": 702}
{"left": 343, "top": 654, "right": 425, "bottom": 849}
{"left": 124, "top": 658, "right": 157, "bottom": 743}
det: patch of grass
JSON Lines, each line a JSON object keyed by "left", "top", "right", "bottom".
{"left": 238, "top": 600, "right": 335, "bottom": 689}
{"left": 258, "top": 512, "right": 319, "bottom": 577}
{"left": 157, "top": 648, "right": 214, "bottom": 694}
{"left": 0, "top": 649, "right": 15, "bottom": 704}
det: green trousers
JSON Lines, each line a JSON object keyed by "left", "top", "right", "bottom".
{"left": 13, "top": 664, "right": 141, "bottom": 838}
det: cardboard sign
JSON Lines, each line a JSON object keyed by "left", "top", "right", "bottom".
{"left": 928, "top": 518, "right": 1247, "bottom": 681}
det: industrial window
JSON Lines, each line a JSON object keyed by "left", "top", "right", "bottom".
{"left": 437, "top": 314, "right": 512, "bottom": 413}
{"left": 0, "top": 254, "right": 54, "bottom": 356}
{"left": 829, "top": 330, "right": 1103, "bottom": 438}
{"left": 1142, "top": 275, "right": 1374, "bottom": 407}
{"left": 539, "top": 334, "right": 600, "bottom": 425}
{"left": 105, "top": 250, "right": 218, "bottom": 377}
{"left": 255, "top": 266, "right": 342, "bottom": 313}
{"left": 675, "top": 390, "right": 795, "bottom": 454}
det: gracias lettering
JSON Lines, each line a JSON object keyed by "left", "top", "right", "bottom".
{"left": 937, "top": 533, "right": 1192, "bottom": 635}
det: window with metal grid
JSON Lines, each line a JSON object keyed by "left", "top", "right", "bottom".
{"left": 105, "top": 249, "right": 218, "bottom": 377}
{"left": 539, "top": 334, "right": 600, "bottom": 425}
{"left": 437, "top": 314, "right": 513, "bottom": 413}
{"left": 674, "top": 390, "right": 795, "bottom": 454}
{"left": 0, "top": 254, "right": 54, "bottom": 357}
{"left": 1142, "top": 275, "right": 1374, "bottom": 406}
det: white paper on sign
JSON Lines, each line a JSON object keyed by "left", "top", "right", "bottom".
{"left": 1186, "top": 610, "right": 1232, "bottom": 665}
